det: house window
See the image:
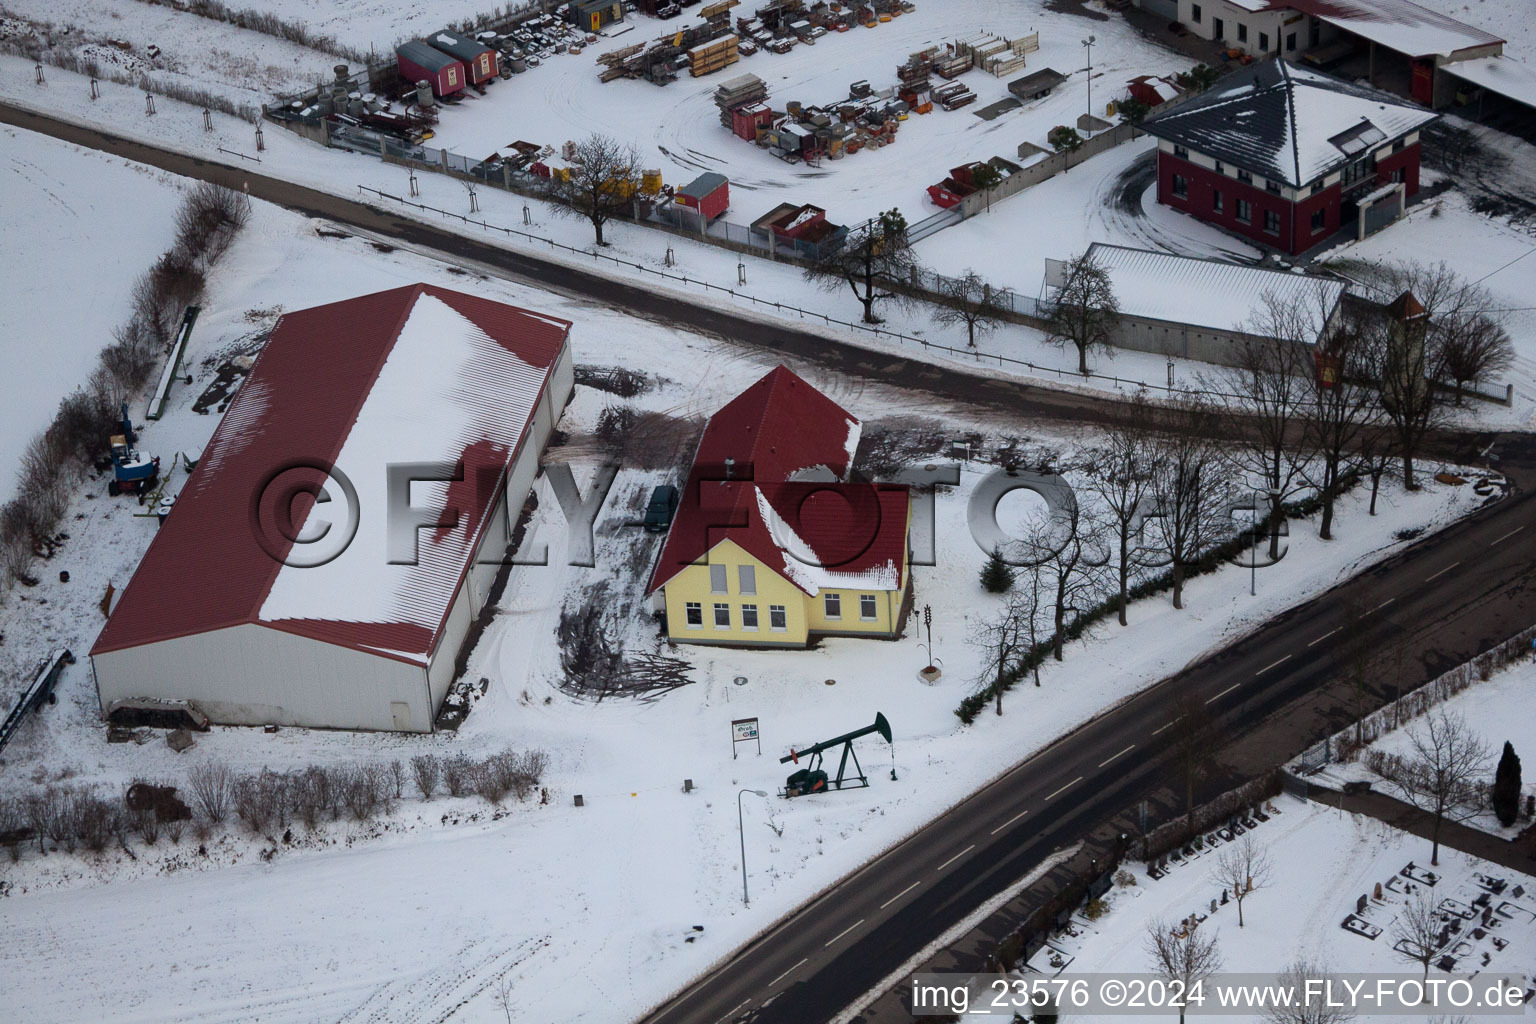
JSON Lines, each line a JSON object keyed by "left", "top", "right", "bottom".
{"left": 1310, "top": 181, "right": 1323, "bottom": 196}
{"left": 1393, "top": 138, "right": 1405, "bottom": 153}
{"left": 709, "top": 563, "right": 727, "bottom": 594}
{"left": 1191, "top": 3, "right": 1202, "bottom": 23}
{"left": 1311, "top": 208, "right": 1326, "bottom": 231}
{"left": 1214, "top": 17, "right": 1224, "bottom": 39}
{"left": 1263, "top": 209, "right": 1280, "bottom": 234}
{"left": 685, "top": 602, "right": 703, "bottom": 628}
{"left": 1237, "top": 169, "right": 1252, "bottom": 184}
{"left": 1237, "top": 23, "right": 1247, "bottom": 42}
{"left": 1213, "top": 189, "right": 1224, "bottom": 213}
{"left": 1259, "top": 31, "right": 1269, "bottom": 50}
{"left": 1392, "top": 167, "right": 1405, "bottom": 183}
{"left": 1214, "top": 160, "right": 1224, "bottom": 174}
{"left": 1235, "top": 198, "right": 1252, "bottom": 223}
{"left": 1286, "top": 31, "right": 1297, "bottom": 50}
{"left": 741, "top": 604, "right": 759, "bottom": 630}
{"left": 824, "top": 593, "right": 841, "bottom": 619}
{"left": 713, "top": 602, "right": 731, "bottom": 629}
{"left": 1172, "top": 173, "right": 1188, "bottom": 198}
{"left": 1174, "top": 144, "right": 1189, "bottom": 159}
{"left": 769, "top": 605, "right": 787, "bottom": 631}
{"left": 860, "top": 594, "right": 878, "bottom": 620}
{"left": 1266, "top": 180, "right": 1281, "bottom": 195}
{"left": 738, "top": 564, "right": 756, "bottom": 595}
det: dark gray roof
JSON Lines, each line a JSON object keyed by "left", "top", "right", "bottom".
{"left": 426, "top": 30, "right": 493, "bottom": 63}
{"left": 1008, "top": 68, "right": 1067, "bottom": 97}
{"left": 1138, "top": 60, "right": 1437, "bottom": 187}
{"left": 396, "top": 40, "right": 462, "bottom": 74}
{"left": 678, "top": 172, "right": 729, "bottom": 198}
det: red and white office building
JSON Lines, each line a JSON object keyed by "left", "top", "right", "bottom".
{"left": 1139, "top": 59, "right": 1437, "bottom": 255}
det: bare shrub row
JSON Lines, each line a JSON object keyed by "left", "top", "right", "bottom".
{"left": 0, "top": 748, "right": 547, "bottom": 866}
{"left": 0, "top": 182, "right": 250, "bottom": 594}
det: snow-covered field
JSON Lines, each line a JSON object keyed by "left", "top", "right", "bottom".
{"left": 0, "top": 124, "right": 186, "bottom": 505}
{"left": 1008, "top": 797, "right": 1536, "bottom": 1023}
{"left": 0, "top": 147, "right": 1500, "bottom": 1022}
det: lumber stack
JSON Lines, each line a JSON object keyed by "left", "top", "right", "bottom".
{"left": 688, "top": 33, "right": 740, "bottom": 76}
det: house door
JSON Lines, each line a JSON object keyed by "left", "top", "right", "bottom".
{"left": 391, "top": 701, "right": 412, "bottom": 730}
{"left": 1411, "top": 59, "right": 1434, "bottom": 104}
{"left": 1214, "top": 17, "right": 1225, "bottom": 40}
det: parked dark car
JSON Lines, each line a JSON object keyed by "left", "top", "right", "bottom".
{"left": 644, "top": 485, "right": 679, "bottom": 532}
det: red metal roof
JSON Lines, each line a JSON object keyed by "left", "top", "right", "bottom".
{"left": 93, "top": 284, "right": 571, "bottom": 662}
{"left": 648, "top": 366, "right": 909, "bottom": 596}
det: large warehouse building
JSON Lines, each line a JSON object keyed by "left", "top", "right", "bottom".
{"left": 91, "top": 284, "right": 574, "bottom": 732}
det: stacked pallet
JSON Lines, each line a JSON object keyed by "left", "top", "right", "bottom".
{"left": 932, "top": 80, "right": 975, "bottom": 109}
{"left": 952, "top": 31, "right": 1039, "bottom": 77}
{"left": 932, "top": 48, "right": 972, "bottom": 79}
{"left": 714, "top": 71, "right": 768, "bottom": 125}
{"left": 688, "top": 33, "right": 740, "bottom": 76}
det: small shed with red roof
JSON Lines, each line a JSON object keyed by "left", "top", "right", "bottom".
{"left": 90, "top": 284, "right": 574, "bottom": 732}
{"left": 647, "top": 366, "right": 911, "bottom": 648}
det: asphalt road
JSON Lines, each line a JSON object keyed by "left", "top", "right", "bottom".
{"left": 639, "top": 445, "right": 1536, "bottom": 1024}
{"left": 5, "top": 101, "right": 1533, "bottom": 1024}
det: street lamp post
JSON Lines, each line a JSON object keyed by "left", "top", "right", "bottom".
{"left": 1082, "top": 35, "right": 1096, "bottom": 118}
{"left": 1251, "top": 486, "right": 1282, "bottom": 596}
{"left": 738, "top": 788, "right": 769, "bottom": 906}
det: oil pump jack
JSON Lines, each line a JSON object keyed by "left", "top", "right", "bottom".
{"left": 780, "top": 712, "right": 892, "bottom": 798}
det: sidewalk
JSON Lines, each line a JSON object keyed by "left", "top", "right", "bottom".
{"left": 1309, "top": 781, "right": 1536, "bottom": 871}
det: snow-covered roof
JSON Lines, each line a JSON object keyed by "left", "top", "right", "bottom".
{"left": 1139, "top": 60, "right": 1437, "bottom": 187}
{"left": 1444, "top": 55, "right": 1536, "bottom": 110}
{"left": 647, "top": 366, "right": 909, "bottom": 597}
{"left": 1271, "top": 0, "right": 1503, "bottom": 59}
{"left": 94, "top": 285, "right": 572, "bottom": 664}
{"left": 1077, "top": 244, "right": 1347, "bottom": 340}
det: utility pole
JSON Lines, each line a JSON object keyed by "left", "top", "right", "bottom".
{"left": 1082, "top": 35, "right": 1096, "bottom": 119}
{"left": 738, "top": 788, "right": 768, "bottom": 905}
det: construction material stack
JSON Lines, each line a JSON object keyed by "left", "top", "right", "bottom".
{"left": 688, "top": 33, "right": 740, "bottom": 76}
{"left": 897, "top": 48, "right": 935, "bottom": 112}
{"left": 954, "top": 31, "right": 1038, "bottom": 77}
{"left": 715, "top": 72, "right": 768, "bottom": 128}
{"left": 597, "top": 41, "right": 645, "bottom": 81}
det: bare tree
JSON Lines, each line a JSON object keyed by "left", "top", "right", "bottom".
{"left": 805, "top": 208, "right": 919, "bottom": 324}
{"left": 1378, "top": 708, "right": 1490, "bottom": 865}
{"left": 1353, "top": 262, "right": 1504, "bottom": 488}
{"left": 1439, "top": 311, "right": 1513, "bottom": 403}
{"left": 188, "top": 761, "right": 232, "bottom": 824}
{"left": 1334, "top": 596, "right": 1378, "bottom": 745}
{"left": 930, "top": 269, "right": 1007, "bottom": 347}
{"left": 968, "top": 594, "right": 1028, "bottom": 716}
{"left": 1145, "top": 918, "right": 1223, "bottom": 1024}
{"left": 1084, "top": 393, "right": 1161, "bottom": 626}
{"left": 1022, "top": 498, "right": 1109, "bottom": 661}
{"left": 493, "top": 973, "right": 517, "bottom": 1024}
{"left": 1211, "top": 834, "right": 1272, "bottom": 927}
{"left": 1391, "top": 888, "right": 1441, "bottom": 986}
{"left": 1209, "top": 293, "right": 1319, "bottom": 559}
{"left": 1303, "top": 296, "right": 1387, "bottom": 541}
{"left": 1149, "top": 396, "right": 1225, "bottom": 610}
{"left": 1356, "top": 421, "right": 1395, "bottom": 516}
{"left": 544, "top": 133, "right": 641, "bottom": 247}
{"left": 1264, "top": 958, "right": 1356, "bottom": 1024}
{"left": 1045, "top": 250, "right": 1120, "bottom": 375}
{"left": 411, "top": 754, "right": 441, "bottom": 800}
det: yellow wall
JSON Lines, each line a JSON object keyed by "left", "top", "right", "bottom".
{"left": 660, "top": 525, "right": 911, "bottom": 647}
{"left": 662, "top": 540, "right": 810, "bottom": 646}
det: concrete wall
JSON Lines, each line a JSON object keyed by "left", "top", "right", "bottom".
{"left": 93, "top": 624, "right": 432, "bottom": 732}
{"left": 1110, "top": 315, "right": 1313, "bottom": 367}
{"left": 959, "top": 123, "right": 1138, "bottom": 217}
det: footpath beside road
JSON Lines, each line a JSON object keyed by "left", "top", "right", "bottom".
{"left": 1312, "top": 782, "right": 1536, "bottom": 871}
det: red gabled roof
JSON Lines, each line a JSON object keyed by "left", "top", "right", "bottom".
{"left": 648, "top": 366, "right": 909, "bottom": 596}
{"left": 93, "top": 284, "right": 571, "bottom": 662}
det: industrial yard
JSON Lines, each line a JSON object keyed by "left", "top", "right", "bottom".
{"left": 1, "top": 0, "right": 1535, "bottom": 1021}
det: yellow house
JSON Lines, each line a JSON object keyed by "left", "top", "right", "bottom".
{"left": 647, "top": 366, "right": 912, "bottom": 648}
